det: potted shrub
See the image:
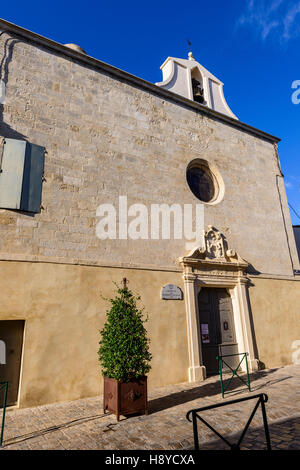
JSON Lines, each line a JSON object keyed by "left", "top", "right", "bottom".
{"left": 98, "top": 279, "right": 152, "bottom": 421}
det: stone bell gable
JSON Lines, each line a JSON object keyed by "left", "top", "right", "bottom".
{"left": 156, "top": 53, "right": 237, "bottom": 119}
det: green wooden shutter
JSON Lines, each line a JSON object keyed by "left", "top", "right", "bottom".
{"left": 0, "top": 138, "right": 45, "bottom": 213}
{"left": 0, "top": 138, "right": 27, "bottom": 210}
{"left": 20, "top": 142, "right": 45, "bottom": 213}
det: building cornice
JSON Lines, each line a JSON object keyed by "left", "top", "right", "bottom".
{"left": 0, "top": 18, "right": 281, "bottom": 144}
{"left": 0, "top": 253, "right": 299, "bottom": 281}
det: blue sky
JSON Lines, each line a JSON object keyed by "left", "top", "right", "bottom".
{"left": 1, "top": 0, "right": 299, "bottom": 224}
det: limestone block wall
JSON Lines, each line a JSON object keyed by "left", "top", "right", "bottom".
{"left": 0, "top": 30, "right": 298, "bottom": 276}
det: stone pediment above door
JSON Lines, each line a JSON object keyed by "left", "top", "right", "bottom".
{"left": 178, "top": 226, "right": 248, "bottom": 275}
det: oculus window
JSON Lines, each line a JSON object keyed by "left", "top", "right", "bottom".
{"left": 186, "top": 160, "right": 218, "bottom": 203}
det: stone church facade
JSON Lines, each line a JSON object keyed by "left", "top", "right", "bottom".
{"left": 0, "top": 18, "right": 299, "bottom": 408}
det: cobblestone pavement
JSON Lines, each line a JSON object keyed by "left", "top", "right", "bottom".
{"left": 1, "top": 364, "right": 299, "bottom": 450}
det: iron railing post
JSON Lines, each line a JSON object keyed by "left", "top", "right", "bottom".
{"left": 218, "top": 356, "right": 224, "bottom": 398}
{"left": 260, "top": 395, "right": 272, "bottom": 450}
{"left": 192, "top": 411, "right": 199, "bottom": 451}
{"left": 245, "top": 353, "right": 251, "bottom": 392}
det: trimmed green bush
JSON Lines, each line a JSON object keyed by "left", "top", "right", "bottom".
{"left": 98, "top": 284, "right": 152, "bottom": 381}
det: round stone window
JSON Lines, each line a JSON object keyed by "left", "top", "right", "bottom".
{"left": 186, "top": 160, "right": 219, "bottom": 203}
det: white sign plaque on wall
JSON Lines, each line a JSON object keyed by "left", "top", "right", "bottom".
{"left": 161, "top": 284, "right": 183, "bottom": 300}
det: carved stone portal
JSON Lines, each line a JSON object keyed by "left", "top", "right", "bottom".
{"left": 178, "top": 226, "right": 258, "bottom": 383}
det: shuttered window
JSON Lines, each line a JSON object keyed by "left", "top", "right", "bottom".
{"left": 0, "top": 138, "right": 45, "bottom": 213}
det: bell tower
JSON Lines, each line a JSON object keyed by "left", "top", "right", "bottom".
{"left": 156, "top": 51, "right": 237, "bottom": 119}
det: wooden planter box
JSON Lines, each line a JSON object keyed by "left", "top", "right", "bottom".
{"left": 103, "top": 376, "right": 148, "bottom": 421}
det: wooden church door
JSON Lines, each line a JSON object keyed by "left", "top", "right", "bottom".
{"left": 198, "top": 288, "right": 238, "bottom": 375}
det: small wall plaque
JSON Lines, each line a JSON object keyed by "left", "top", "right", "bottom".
{"left": 161, "top": 284, "right": 183, "bottom": 300}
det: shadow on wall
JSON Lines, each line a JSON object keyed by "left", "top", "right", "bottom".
{"left": 247, "top": 263, "right": 261, "bottom": 276}
{"left": 245, "top": 277, "right": 266, "bottom": 370}
{"left": 0, "top": 31, "right": 27, "bottom": 140}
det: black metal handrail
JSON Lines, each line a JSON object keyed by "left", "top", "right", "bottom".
{"left": 186, "top": 393, "right": 271, "bottom": 450}
{"left": 0, "top": 381, "right": 8, "bottom": 447}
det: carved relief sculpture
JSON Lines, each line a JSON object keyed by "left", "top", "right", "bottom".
{"left": 182, "top": 225, "right": 243, "bottom": 266}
